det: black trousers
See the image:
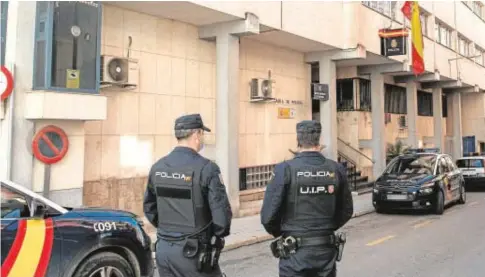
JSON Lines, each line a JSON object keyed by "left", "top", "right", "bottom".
{"left": 155, "top": 239, "right": 224, "bottom": 277}
{"left": 279, "top": 245, "right": 338, "bottom": 277}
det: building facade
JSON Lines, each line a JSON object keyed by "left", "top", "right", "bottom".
{"left": 1, "top": 1, "right": 484, "bottom": 217}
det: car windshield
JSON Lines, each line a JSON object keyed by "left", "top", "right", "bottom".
{"left": 385, "top": 155, "right": 437, "bottom": 175}
{"left": 456, "top": 159, "right": 484, "bottom": 168}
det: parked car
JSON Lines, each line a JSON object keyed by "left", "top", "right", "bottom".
{"left": 1, "top": 179, "right": 154, "bottom": 277}
{"left": 455, "top": 156, "right": 485, "bottom": 189}
{"left": 372, "top": 149, "right": 466, "bottom": 215}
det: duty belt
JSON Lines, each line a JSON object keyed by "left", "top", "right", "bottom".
{"left": 293, "top": 235, "right": 336, "bottom": 247}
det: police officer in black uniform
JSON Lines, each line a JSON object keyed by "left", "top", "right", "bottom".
{"left": 143, "top": 113, "right": 232, "bottom": 277}
{"left": 261, "top": 120, "right": 354, "bottom": 277}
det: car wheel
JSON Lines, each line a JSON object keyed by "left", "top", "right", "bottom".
{"left": 458, "top": 183, "right": 466, "bottom": 204}
{"left": 434, "top": 190, "right": 444, "bottom": 215}
{"left": 73, "top": 252, "right": 135, "bottom": 277}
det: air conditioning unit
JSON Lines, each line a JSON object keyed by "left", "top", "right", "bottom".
{"left": 250, "top": 78, "right": 274, "bottom": 102}
{"left": 100, "top": 55, "right": 139, "bottom": 89}
{"left": 398, "top": 115, "right": 408, "bottom": 129}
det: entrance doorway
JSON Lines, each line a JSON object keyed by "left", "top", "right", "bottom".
{"left": 311, "top": 63, "right": 320, "bottom": 120}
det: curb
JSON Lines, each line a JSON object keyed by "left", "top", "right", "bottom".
{"left": 352, "top": 189, "right": 373, "bottom": 196}
{"left": 352, "top": 207, "right": 376, "bottom": 217}
{"left": 222, "top": 234, "right": 274, "bottom": 252}
{"left": 149, "top": 207, "right": 376, "bottom": 253}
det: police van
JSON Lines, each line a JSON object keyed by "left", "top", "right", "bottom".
{"left": 455, "top": 155, "right": 485, "bottom": 189}
{"left": 1, "top": 179, "right": 154, "bottom": 277}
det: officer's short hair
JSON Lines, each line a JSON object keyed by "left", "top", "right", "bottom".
{"left": 175, "top": 129, "right": 200, "bottom": 140}
{"left": 296, "top": 120, "right": 321, "bottom": 148}
{"left": 297, "top": 132, "right": 320, "bottom": 148}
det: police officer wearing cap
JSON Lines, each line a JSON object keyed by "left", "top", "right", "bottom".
{"left": 261, "top": 120, "right": 354, "bottom": 277}
{"left": 143, "top": 113, "right": 232, "bottom": 277}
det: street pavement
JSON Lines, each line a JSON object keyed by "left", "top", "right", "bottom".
{"left": 153, "top": 191, "right": 485, "bottom": 277}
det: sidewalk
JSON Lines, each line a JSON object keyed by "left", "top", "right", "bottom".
{"left": 148, "top": 192, "right": 374, "bottom": 252}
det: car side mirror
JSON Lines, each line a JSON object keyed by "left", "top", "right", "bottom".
{"left": 33, "top": 200, "right": 48, "bottom": 218}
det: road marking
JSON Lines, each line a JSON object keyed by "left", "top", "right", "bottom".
{"left": 468, "top": 201, "right": 479, "bottom": 207}
{"left": 366, "top": 235, "right": 395, "bottom": 246}
{"left": 413, "top": 220, "right": 433, "bottom": 229}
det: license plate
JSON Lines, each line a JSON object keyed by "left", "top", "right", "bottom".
{"left": 387, "top": 194, "right": 407, "bottom": 200}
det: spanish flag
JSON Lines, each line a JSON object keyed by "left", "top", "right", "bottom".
{"left": 401, "top": 1, "right": 425, "bottom": 75}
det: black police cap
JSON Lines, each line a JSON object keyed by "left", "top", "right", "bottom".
{"left": 296, "top": 120, "right": 321, "bottom": 133}
{"left": 174, "top": 114, "right": 211, "bottom": 132}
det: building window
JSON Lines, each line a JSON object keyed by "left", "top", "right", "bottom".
{"left": 435, "top": 21, "right": 452, "bottom": 48}
{"left": 473, "top": 1, "right": 484, "bottom": 17}
{"left": 362, "top": 1, "right": 397, "bottom": 18}
{"left": 0, "top": 1, "right": 8, "bottom": 66}
{"left": 475, "top": 46, "right": 485, "bottom": 65}
{"left": 458, "top": 35, "right": 471, "bottom": 57}
{"left": 417, "top": 91, "right": 433, "bottom": 116}
{"left": 337, "top": 79, "right": 355, "bottom": 111}
{"left": 359, "top": 78, "right": 372, "bottom": 111}
{"left": 420, "top": 11, "right": 429, "bottom": 37}
{"left": 463, "top": 1, "right": 484, "bottom": 19}
{"left": 442, "top": 95, "right": 448, "bottom": 118}
{"left": 385, "top": 84, "right": 407, "bottom": 114}
{"left": 33, "top": 2, "right": 102, "bottom": 93}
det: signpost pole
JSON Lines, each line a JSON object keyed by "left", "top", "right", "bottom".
{"left": 43, "top": 164, "right": 51, "bottom": 198}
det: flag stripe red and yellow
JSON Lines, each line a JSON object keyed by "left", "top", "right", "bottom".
{"left": 378, "top": 29, "right": 409, "bottom": 38}
{"left": 1, "top": 220, "right": 27, "bottom": 276}
{"left": 34, "top": 218, "right": 55, "bottom": 277}
{"left": 402, "top": 1, "right": 425, "bottom": 75}
{"left": 410, "top": 1, "right": 425, "bottom": 75}
{"left": 0, "top": 218, "right": 54, "bottom": 277}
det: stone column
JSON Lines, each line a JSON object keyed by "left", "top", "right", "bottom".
{"left": 451, "top": 92, "right": 463, "bottom": 159}
{"left": 215, "top": 33, "right": 240, "bottom": 216}
{"left": 319, "top": 57, "right": 338, "bottom": 160}
{"left": 199, "top": 13, "right": 260, "bottom": 217}
{"left": 371, "top": 71, "right": 386, "bottom": 178}
{"left": 432, "top": 87, "right": 444, "bottom": 151}
{"left": 1, "top": 1, "right": 36, "bottom": 187}
{"left": 406, "top": 81, "right": 418, "bottom": 147}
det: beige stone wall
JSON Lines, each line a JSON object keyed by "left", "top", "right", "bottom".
{"left": 461, "top": 93, "right": 485, "bottom": 145}
{"left": 238, "top": 38, "right": 311, "bottom": 168}
{"left": 83, "top": 5, "right": 217, "bottom": 213}
{"left": 83, "top": 5, "right": 311, "bottom": 214}
{"left": 32, "top": 120, "right": 85, "bottom": 193}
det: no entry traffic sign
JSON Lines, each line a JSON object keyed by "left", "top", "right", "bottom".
{"left": 0, "top": 65, "right": 14, "bottom": 101}
{"left": 32, "top": 125, "right": 69, "bottom": 164}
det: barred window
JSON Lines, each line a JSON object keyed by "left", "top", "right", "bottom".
{"left": 417, "top": 91, "right": 433, "bottom": 116}
{"left": 385, "top": 84, "right": 407, "bottom": 114}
